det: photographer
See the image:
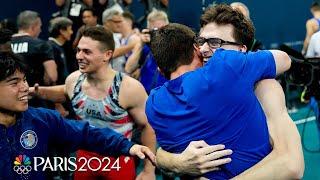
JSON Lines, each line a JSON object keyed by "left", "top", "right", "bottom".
{"left": 125, "top": 9, "right": 168, "bottom": 94}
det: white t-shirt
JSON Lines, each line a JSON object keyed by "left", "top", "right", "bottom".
{"left": 111, "top": 33, "right": 126, "bottom": 72}
{"left": 306, "top": 31, "right": 320, "bottom": 58}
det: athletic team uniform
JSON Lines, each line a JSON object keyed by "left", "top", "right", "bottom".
{"left": 71, "top": 72, "right": 136, "bottom": 179}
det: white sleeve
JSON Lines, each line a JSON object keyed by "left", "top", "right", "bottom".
{"left": 306, "top": 35, "right": 316, "bottom": 58}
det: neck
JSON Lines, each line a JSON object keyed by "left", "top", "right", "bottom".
{"left": 17, "top": 30, "right": 32, "bottom": 37}
{"left": 0, "top": 110, "right": 17, "bottom": 128}
{"left": 51, "top": 36, "right": 65, "bottom": 46}
{"left": 86, "top": 65, "right": 116, "bottom": 84}
{"left": 315, "top": 12, "right": 320, "bottom": 18}
{"left": 170, "top": 65, "right": 193, "bottom": 80}
{"left": 122, "top": 28, "right": 133, "bottom": 38}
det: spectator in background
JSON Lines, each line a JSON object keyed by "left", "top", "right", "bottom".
{"left": 302, "top": 2, "right": 320, "bottom": 55}
{"left": 52, "top": 0, "right": 94, "bottom": 39}
{"left": 48, "top": 17, "right": 75, "bottom": 118}
{"left": 48, "top": 17, "right": 74, "bottom": 85}
{"left": 230, "top": 2, "right": 250, "bottom": 18}
{"left": 230, "top": 2, "right": 264, "bottom": 51}
{"left": 119, "top": 11, "right": 143, "bottom": 78}
{"left": 82, "top": 7, "right": 98, "bottom": 27}
{"left": 93, "top": 0, "right": 133, "bottom": 24}
{"left": 52, "top": 0, "right": 71, "bottom": 18}
{"left": 306, "top": 30, "right": 320, "bottom": 57}
{"left": 73, "top": 7, "right": 100, "bottom": 48}
{"left": 11, "top": 10, "right": 57, "bottom": 107}
{"left": 125, "top": 9, "right": 169, "bottom": 94}
{"left": 102, "top": 9, "right": 140, "bottom": 72}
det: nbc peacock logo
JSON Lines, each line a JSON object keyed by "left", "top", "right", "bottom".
{"left": 13, "top": 155, "right": 32, "bottom": 175}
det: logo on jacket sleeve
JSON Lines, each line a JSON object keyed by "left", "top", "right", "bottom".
{"left": 20, "top": 130, "right": 38, "bottom": 149}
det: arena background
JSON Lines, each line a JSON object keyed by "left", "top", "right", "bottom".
{"left": 1, "top": 0, "right": 319, "bottom": 179}
{"left": 0, "top": 0, "right": 315, "bottom": 50}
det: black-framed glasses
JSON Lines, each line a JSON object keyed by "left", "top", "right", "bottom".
{"left": 194, "top": 36, "right": 242, "bottom": 49}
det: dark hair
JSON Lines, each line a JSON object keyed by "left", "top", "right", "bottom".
{"left": 82, "top": 7, "right": 98, "bottom": 17}
{"left": 200, "top": 4, "right": 255, "bottom": 48}
{"left": 122, "top": 11, "right": 135, "bottom": 28}
{"left": 0, "top": 52, "right": 27, "bottom": 81}
{"left": 81, "top": 26, "right": 115, "bottom": 51}
{"left": 48, "top": 17, "right": 73, "bottom": 38}
{"left": 151, "top": 23, "right": 195, "bottom": 79}
{"left": 0, "top": 28, "right": 13, "bottom": 53}
{"left": 311, "top": 2, "right": 320, "bottom": 11}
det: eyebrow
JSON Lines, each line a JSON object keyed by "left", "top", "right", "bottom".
{"left": 5, "top": 75, "right": 26, "bottom": 83}
{"left": 77, "top": 47, "right": 91, "bottom": 52}
{"left": 6, "top": 77, "right": 20, "bottom": 82}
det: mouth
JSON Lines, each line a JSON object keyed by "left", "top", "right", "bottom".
{"left": 78, "top": 62, "right": 89, "bottom": 68}
{"left": 203, "top": 55, "right": 212, "bottom": 63}
{"left": 18, "top": 95, "right": 29, "bottom": 102}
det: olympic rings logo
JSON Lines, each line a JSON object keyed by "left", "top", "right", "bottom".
{"left": 13, "top": 165, "right": 32, "bottom": 175}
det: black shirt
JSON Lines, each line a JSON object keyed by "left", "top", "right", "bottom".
{"left": 11, "top": 35, "right": 54, "bottom": 86}
{"left": 48, "top": 39, "right": 69, "bottom": 85}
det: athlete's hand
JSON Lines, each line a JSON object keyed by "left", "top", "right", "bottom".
{"left": 173, "top": 140, "right": 232, "bottom": 175}
{"left": 28, "top": 83, "right": 40, "bottom": 99}
{"left": 129, "top": 145, "right": 156, "bottom": 165}
{"left": 136, "top": 170, "right": 156, "bottom": 180}
{"left": 55, "top": 103, "right": 69, "bottom": 117}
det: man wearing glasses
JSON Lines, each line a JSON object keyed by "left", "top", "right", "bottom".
{"left": 146, "top": 4, "right": 304, "bottom": 179}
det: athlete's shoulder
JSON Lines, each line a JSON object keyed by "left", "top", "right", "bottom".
{"left": 121, "top": 73, "right": 145, "bottom": 91}
{"left": 66, "top": 70, "right": 82, "bottom": 84}
{"left": 120, "top": 73, "right": 147, "bottom": 107}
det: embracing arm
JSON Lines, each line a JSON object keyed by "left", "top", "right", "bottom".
{"left": 233, "top": 79, "right": 304, "bottom": 179}
{"left": 156, "top": 141, "right": 232, "bottom": 176}
{"left": 29, "top": 71, "right": 81, "bottom": 103}
{"left": 29, "top": 84, "right": 67, "bottom": 103}
{"left": 269, "top": 50, "right": 291, "bottom": 75}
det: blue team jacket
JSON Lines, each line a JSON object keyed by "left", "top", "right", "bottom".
{"left": 0, "top": 107, "right": 134, "bottom": 180}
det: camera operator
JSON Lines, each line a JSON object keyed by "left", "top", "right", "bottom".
{"left": 125, "top": 9, "right": 168, "bottom": 94}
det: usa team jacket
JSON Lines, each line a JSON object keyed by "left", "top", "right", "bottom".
{"left": 0, "top": 107, "right": 134, "bottom": 179}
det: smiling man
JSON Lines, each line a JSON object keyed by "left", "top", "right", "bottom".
{"left": 28, "top": 26, "right": 156, "bottom": 180}
{"left": 0, "top": 51, "right": 155, "bottom": 179}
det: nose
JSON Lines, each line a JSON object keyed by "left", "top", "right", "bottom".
{"left": 199, "top": 42, "right": 214, "bottom": 58}
{"left": 20, "top": 81, "right": 29, "bottom": 92}
{"left": 76, "top": 50, "right": 83, "bottom": 60}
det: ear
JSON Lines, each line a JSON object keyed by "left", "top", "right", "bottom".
{"left": 240, "top": 45, "right": 247, "bottom": 52}
{"left": 193, "top": 44, "right": 202, "bottom": 57}
{"left": 59, "top": 29, "right": 66, "bottom": 37}
{"left": 103, "top": 50, "right": 113, "bottom": 62}
{"left": 193, "top": 44, "right": 204, "bottom": 64}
